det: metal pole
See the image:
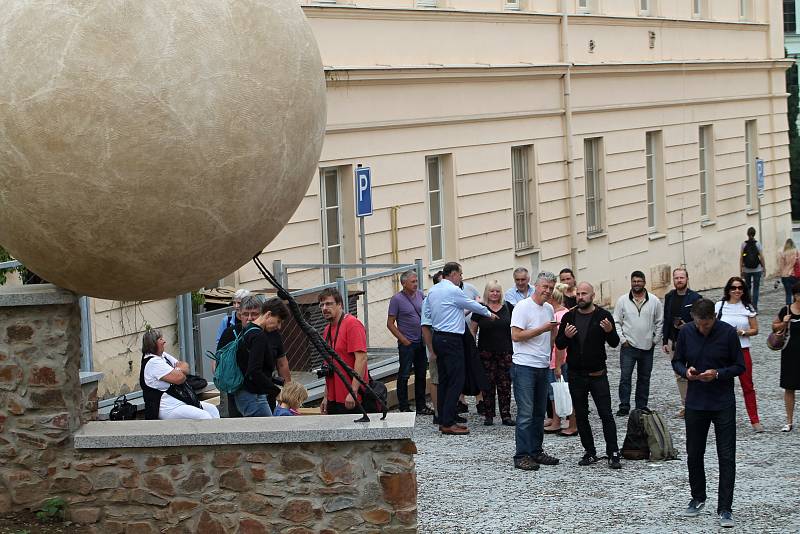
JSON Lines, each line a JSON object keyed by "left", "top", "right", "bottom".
{"left": 359, "top": 216, "right": 369, "bottom": 348}
{"left": 415, "top": 258, "right": 424, "bottom": 293}
{"left": 336, "top": 277, "right": 348, "bottom": 315}
{"left": 272, "top": 259, "right": 285, "bottom": 289}
{"left": 79, "top": 296, "right": 93, "bottom": 371}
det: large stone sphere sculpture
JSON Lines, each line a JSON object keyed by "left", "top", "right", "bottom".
{"left": 0, "top": 0, "right": 326, "bottom": 300}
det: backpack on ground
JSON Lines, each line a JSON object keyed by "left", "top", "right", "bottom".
{"left": 206, "top": 326, "right": 260, "bottom": 394}
{"left": 742, "top": 239, "right": 761, "bottom": 269}
{"left": 361, "top": 377, "right": 388, "bottom": 413}
{"left": 621, "top": 408, "right": 650, "bottom": 460}
{"left": 641, "top": 409, "right": 679, "bottom": 461}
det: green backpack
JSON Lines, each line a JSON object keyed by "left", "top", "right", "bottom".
{"left": 207, "top": 326, "right": 260, "bottom": 394}
{"left": 641, "top": 409, "right": 679, "bottom": 461}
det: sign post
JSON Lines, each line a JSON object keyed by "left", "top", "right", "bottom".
{"left": 756, "top": 158, "right": 765, "bottom": 249}
{"left": 355, "top": 167, "right": 373, "bottom": 347}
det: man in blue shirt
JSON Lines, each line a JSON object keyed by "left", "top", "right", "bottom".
{"left": 422, "top": 262, "right": 496, "bottom": 435}
{"left": 672, "top": 298, "right": 745, "bottom": 529}
{"left": 504, "top": 267, "right": 535, "bottom": 305}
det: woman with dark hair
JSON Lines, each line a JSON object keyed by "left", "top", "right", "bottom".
{"left": 140, "top": 329, "right": 220, "bottom": 420}
{"left": 714, "top": 276, "right": 762, "bottom": 432}
{"left": 772, "top": 281, "right": 800, "bottom": 432}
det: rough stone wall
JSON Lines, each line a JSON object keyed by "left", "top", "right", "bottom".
{"left": 0, "top": 300, "right": 84, "bottom": 514}
{"left": 10, "top": 440, "right": 418, "bottom": 533}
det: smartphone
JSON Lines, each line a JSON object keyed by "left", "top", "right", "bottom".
{"left": 688, "top": 368, "right": 701, "bottom": 376}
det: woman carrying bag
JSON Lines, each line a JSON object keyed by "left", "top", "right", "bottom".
{"left": 772, "top": 280, "right": 800, "bottom": 432}
{"left": 714, "top": 277, "right": 763, "bottom": 432}
{"left": 777, "top": 238, "right": 800, "bottom": 307}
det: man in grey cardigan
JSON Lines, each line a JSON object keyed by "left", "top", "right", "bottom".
{"left": 612, "top": 270, "right": 664, "bottom": 416}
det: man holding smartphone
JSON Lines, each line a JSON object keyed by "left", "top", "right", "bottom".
{"left": 672, "top": 298, "right": 745, "bottom": 528}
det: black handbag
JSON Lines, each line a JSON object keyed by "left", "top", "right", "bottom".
{"left": 166, "top": 382, "right": 202, "bottom": 409}
{"left": 185, "top": 374, "right": 208, "bottom": 392}
{"left": 109, "top": 395, "right": 137, "bottom": 421}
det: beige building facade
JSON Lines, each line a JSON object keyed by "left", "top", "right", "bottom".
{"left": 236, "top": 0, "right": 792, "bottom": 304}
{"left": 39, "top": 0, "right": 792, "bottom": 399}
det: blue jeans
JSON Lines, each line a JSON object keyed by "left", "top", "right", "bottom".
{"left": 233, "top": 389, "right": 272, "bottom": 417}
{"left": 782, "top": 276, "right": 797, "bottom": 306}
{"left": 618, "top": 345, "right": 654, "bottom": 411}
{"left": 743, "top": 271, "right": 761, "bottom": 310}
{"left": 397, "top": 341, "right": 428, "bottom": 410}
{"left": 511, "top": 363, "right": 550, "bottom": 459}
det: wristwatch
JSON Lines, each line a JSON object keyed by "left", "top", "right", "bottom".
{"left": 714, "top": 370, "right": 720, "bottom": 380}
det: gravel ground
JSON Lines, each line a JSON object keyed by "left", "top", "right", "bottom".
{"left": 415, "top": 279, "right": 800, "bottom": 534}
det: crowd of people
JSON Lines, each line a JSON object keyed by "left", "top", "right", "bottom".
{"left": 135, "top": 226, "right": 799, "bottom": 529}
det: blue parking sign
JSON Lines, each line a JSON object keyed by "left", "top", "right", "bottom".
{"left": 355, "top": 167, "right": 373, "bottom": 217}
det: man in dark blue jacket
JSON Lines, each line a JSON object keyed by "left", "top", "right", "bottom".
{"left": 672, "top": 298, "right": 745, "bottom": 529}
{"left": 662, "top": 267, "right": 702, "bottom": 417}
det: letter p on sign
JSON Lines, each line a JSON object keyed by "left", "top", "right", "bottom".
{"left": 355, "top": 167, "right": 373, "bottom": 217}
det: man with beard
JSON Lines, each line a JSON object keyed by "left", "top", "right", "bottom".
{"left": 559, "top": 268, "right": 578, "bottom": 309}
{"left": 613, "top": 270, "right": 664, "bottom": 416}
{"left": 318, "top": 288, "right": 369, "bottom": 415}
{"left": 662, "top": 267, "right": 702, "bottom": 417}
{"left": 555, "top": 282, "right": 622, "bottom": 469}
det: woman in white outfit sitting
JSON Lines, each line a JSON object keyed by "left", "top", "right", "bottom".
{"left": 139, "top": 329, "right": 219, "bottom": 420}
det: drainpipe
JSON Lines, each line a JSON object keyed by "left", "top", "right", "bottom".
{"left": 560, "top": 0, "right": 579, "bottom": 271}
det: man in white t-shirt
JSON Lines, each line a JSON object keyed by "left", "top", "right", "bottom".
{"left": 510, "top": 271, "right": 560, "bottom": 471}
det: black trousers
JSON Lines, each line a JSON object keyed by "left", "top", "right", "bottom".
{"left": 568, "top": 371, "right": 619, "bottom": 456}
{"left": 685, "top": 406, "right": 736, "bottom": 514}
{"left": 432, "top": 332, "right": 465, "bottom": 427}
{"left": 327, "top": 401, "right": 361, "bottom": 415}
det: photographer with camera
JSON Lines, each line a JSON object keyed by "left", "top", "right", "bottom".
{"left": 318, "top": 288, "right": 370, "bottom": 415}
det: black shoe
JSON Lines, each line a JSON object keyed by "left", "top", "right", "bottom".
{"left": 502, "top": 418, "right": 516, "bottom": 426}
{"left": 457, "top": 401, "right": 469, "bottom": 414}
{"left": 484, "top": 417, "right": 494, "bottom": 426}
{"left": 432, "top": 416, "right": 439, "bottom": 425}
{"left": 455, "top": 415, "right": 467, "bottom": 424}
{"left": 399, "top": 406, "right": 412, "bottom": 413}
{"left": 514, "top": 456, "right": 539, "bottom": 471}
{"left": 608, "top": 451, "right": 622, "bottom": 469}
{"left": 476, "top": 400, "right": 486, "bottom": 415}
{"left": 616, "top": 408, "right": 629, "bottom": 417}
{"left": 578, "top": 453, "right": 601, "bottom": 466}
{"left": 531, "top": 452, "right": 560, "bottom": 466}
{"left": 416, "top": 406, "right": 434, "bottom": 416}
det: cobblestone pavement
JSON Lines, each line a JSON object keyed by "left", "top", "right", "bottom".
{"left": 415, "top": 279, "right": 800, "bottom": 534}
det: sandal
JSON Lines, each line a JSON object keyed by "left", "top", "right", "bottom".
{"left": 781, "top": 424, "right": 793, "bottom": 432}
{"left": 559, "top": 429, "right": 578, "bottom": 437}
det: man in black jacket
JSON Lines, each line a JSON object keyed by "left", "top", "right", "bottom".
{"left": 555, "top": 282, "right": 622, "bottom": 469}
{"left": 661, "top": 267, "right": 702, "bottom": 417}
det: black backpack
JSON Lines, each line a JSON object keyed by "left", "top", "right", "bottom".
{"left": 742, "top": 239, "right": 761, "bottom": 269}
{"left": 621, "top": 408, "right": 650, "bottom": 460}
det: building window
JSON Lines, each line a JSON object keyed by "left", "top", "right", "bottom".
{"left": 646, "top": 131, "right": 664, "bottom": 234}
{"left": 417, "top": 0, "right": 438, "bottom": 7}
{"left": 739, "top": 0, "right": 752, "bottom": 21}
{"left": 505, "top": 0, "right": 521, "bottom": 10}
{"left": 698, "top": 125, "right": 714, "bottom": 220}
{"left": 584, "top": 138, "right": 605, "bottom": 235}
{"left": 786, "top": 0, "right": 797, "bottom": 33}
{"left": 426, "top": 156, "right": 445, "bottom": 263}
{"left": 320, "top": 167, "right": 344, "bottom": 281}
{"left": 640, "top": 0, "right": 652, "bottom": 16}
{"left": 512, "top": 146, "right": 536, "bottom": 250}
{"left": 745, "top": 120, "right": 758, "bottom": 210}
{"left": 692, "top": 0, "right": 707, "bottom": 18}
{"left": 578, "top": 0, "right": 597, "bottom": 13}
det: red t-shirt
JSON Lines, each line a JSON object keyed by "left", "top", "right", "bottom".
{"left": 323, "top": 314, "right": 369, "bottom": 404}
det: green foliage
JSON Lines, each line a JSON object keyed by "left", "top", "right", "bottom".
{"left": 191, "top": 290, "right": 206, "bottom": 312}
{"left": 35, "top": 497, "right": 65, "bottom": 523}
{"left": 787, "top": 52, "right": 800, "bottom": 219}
{"left": 0, "top": 245, "right": 21, "bottom": 286}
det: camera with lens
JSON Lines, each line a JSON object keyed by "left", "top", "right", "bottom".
{"left": 313, "top": 364, "right": 334, "bottom": 379}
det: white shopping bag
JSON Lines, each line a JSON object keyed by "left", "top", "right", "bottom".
{"left": 551, "top": 377, "right": 573, "bottom": 418}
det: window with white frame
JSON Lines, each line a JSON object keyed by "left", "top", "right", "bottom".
{"left": 698, "top": 125, "right": 714, "bottom": 220}
{"left": 739, "top": 0, "right": 752, "bottom": 21}
{"left": 426, "top": 156, "right": 445, "bottom": 263}
{"left": 578, "top": 0, "right": 590, "bottom": 12}
{"left": 692, "top": 0, "right": 707, "bottom": 18}
{"left": 512, "top": 146, "right": 536, "bottom": 250}
{"left": 645, "top": 131, "right": 664, "bottom": 233}
{"left": 320, "top": 167, "right": 344, "bottom": 281}
{"left": 417, "top": 0, "right": 438, "bottom": 7}
{"left": 745, "top": 120, "right": 758, "bottom": 210}
{"left": 584, "top": 138, "right": 605, "bottom": 235}
{"left": 505, "top": 0, "right": 521, "bottom": 10}
{"left": 640, "top": 0, "right": 651, "bottom": 16}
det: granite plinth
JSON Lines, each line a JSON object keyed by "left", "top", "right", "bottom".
{"left": 79, "top": 371, "right": 104, "bottom": 385}
{"left": 0, "top": 283, "right": 77, "bottom": 306}
{"left": 73, "top": 413, "right": 416, "bottom": 449}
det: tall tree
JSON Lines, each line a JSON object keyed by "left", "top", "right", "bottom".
{"left": 787, "top": 50, "right": 800, "bottom": 218}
